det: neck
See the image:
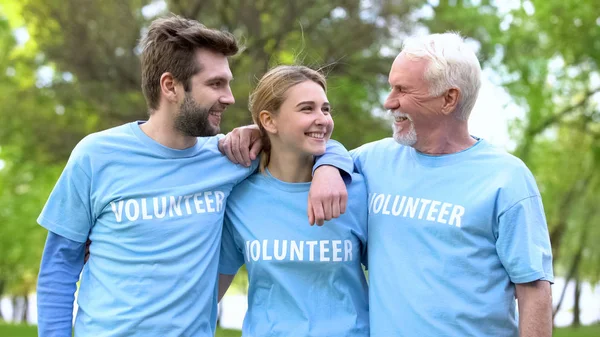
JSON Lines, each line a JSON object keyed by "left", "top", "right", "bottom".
{"left": 414, "top": 119, "right": 476, "bottom": 155}
{"left": 140, "top": 111, "right": 197, "bottom": 150}
{"left": 266, "top": 146, "right": 314, "bottom": 183}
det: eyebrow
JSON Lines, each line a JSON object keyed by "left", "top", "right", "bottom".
{"left": 205, "top": 76, "right": 233, "bottom": 83}
{"left": 296, "top": 101, "right": 330, "bottom": 107}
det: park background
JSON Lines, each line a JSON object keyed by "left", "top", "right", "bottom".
{"left": 0, "top": 0, "right": 599, "bottom": 336}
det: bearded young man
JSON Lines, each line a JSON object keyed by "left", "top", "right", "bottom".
{"left": 36, "top": 16, "right": 350, "bottom": 337}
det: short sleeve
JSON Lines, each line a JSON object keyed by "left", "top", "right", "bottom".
{"left": 219, "top": 215, "right": 245, "bottom": 275}
{"left": 496, "top": 196, "right": 554, "bottom": 284}
{"left": 313, "top": 140, "right": 353, "bottom": 184}
{"left": 349, "top": 143, "right": 369, "bottom": 175}
{"left": 37, "top": 154, "right": 93, "bottom": 243}
{"left": 348, "top": 173, "right": 369, "bottom": 269}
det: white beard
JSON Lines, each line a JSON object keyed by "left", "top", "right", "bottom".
{"left": 392, "top": 121, "right": 417, "bottom": 146}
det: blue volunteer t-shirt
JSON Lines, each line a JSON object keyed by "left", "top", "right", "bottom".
{"left": 37, "top": 122, "right": 254, "bottom": 337}
{"left": 219, "top": 170, "right": 369, "bottom": 337}
{"left": 352, "top": 138, "right": 553, "bottom": 337}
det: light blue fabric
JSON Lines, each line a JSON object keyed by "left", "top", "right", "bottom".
{"left": 37, "top": 121, "right": 353, "bottom": 336}
{"left": 352, "top": 137, "right": 553, "bottom": 337}
{"left": 219, "top": 169, "right": 369, "bottom": 337}
{"left": 38, "top": 121, "right": 255, "bottom": 337}
{"left": 37, "top": 232, "right": 85, "bottom": 337}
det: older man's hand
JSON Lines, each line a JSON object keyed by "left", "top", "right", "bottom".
{"left": 308, "top": 165, "right": 348, "bottom": 226}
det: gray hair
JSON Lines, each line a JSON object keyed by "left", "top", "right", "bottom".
{"left": 401, "top": 32, "right": 481, "bottom": 120}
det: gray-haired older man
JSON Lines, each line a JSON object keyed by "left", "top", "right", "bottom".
{"left": 221, "top": 32, "right": 554, "bottom": 337}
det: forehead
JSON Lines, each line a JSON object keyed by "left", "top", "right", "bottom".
{"left": 388, "top": 53, "right": 428, "bottom": 86}
{"left": 192, "top": 48, "right": 233, "bottom": 81}
{"left": 284, "top": 80, "right": 328, "bottom": 102}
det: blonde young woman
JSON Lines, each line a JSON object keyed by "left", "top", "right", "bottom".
{"left": 218, "top": 66, "right": 369, "bottom": 337}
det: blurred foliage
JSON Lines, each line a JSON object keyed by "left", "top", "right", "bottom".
{"left": 0, "top": 0, "right": 599, "bottom": 326}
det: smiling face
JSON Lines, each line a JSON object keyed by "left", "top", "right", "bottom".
{"left": 384, "top": 53, "right": 445, "bottom": 147}
{"left": 265, "top": 80, "right": 334, "bottom": 157}
{"left": 174, "top": 48, "right": 234, "bottom": 137}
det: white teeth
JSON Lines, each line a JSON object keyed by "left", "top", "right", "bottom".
{"left": 307, "top": 132, "right": 324, "bottom": 139}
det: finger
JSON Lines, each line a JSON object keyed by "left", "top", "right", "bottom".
{"left": 331, "top": 196, "right": 341, "bottom": 219}
{"left": 223, "top": 136, "right": 238, "bottom": 164}
{"left": 249, "top": 137, "right": 263, "bottom": 161}
{"left": 231, "top": 133, "right": 245, "bottom": 165}
{"left": 307, "top": 197, "right": 314, "bottom": 226}
{"left": 340, "top": 191, "right": 348, "bottom": 214}
{"left": 239, "top": 131, "right": 251, "bottom": 167}
{"left": 322, "top": 198, "right": 333, "bottom": 222}
{"left": 314, "top": 202, "right": 326, "bottom": 226}
{"left": 218, "top": 138, "right": 225, "bottom": 155}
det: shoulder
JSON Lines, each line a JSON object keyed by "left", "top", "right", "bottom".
{"left": 475, "top": 140, "right": 535, "bottom": 179}
{"left": 353, "top": 138, "right": 398, "bottom": 155}
{"left": 68, "top": 123, "right": 134, "bottom": 169}
{"left": 229, "top": 172, "right": 267, "bottom": 200}
{"left": 473, "top": 141, "right": 541, "bottom": 207}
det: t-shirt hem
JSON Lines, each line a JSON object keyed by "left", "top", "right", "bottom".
{"left": 38, "top": 215, "right": 88, "bottom": 243}
{"left": 510, "top": 270, "right": 554, "bottom": 284}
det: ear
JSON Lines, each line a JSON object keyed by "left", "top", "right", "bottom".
{"left": 160, "top": 72, "right": 180, "bottom": 104}
{"left": 259, "top": 110, "right": 278, "bottom": 134}
{"left": 441, "top": 88, "right": 460, "bottom": 116}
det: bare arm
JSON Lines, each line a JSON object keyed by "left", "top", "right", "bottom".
{"left": 515, "top": 280, "right": 552, "bottom": 337}
{"left": 218, "top": 273, "right": 236, "bottom": 302}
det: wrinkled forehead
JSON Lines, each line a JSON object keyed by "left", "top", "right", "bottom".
{"left": 389, "top": 53, "right": 429, "bottom": 84}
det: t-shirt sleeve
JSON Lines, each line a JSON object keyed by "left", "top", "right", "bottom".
{"left": 496, "top": 195, "right": 554, "bottom": 284}
{"left": 219, "top": 215, "right": 245, "bottom": 275}
{"left": 349, "top": 143, "right": 370, "bottom": 175}
{"left": 37, "top": 150, "right": 93, "bottom": 243}
{"left": 349, "top": 174, "right": 369, "bottom": 269}
{"left": 313, "top": 140, "right": 353, "bottom": 184}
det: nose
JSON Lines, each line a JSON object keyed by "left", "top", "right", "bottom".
{"left": 315, "top": 110, "right": 332, "bottom": 128}
{"left": 220, "top": 86, "right": 235, "bottom": 105}
{"left": 384, "top": 92, "right": 399, "bottom": 110}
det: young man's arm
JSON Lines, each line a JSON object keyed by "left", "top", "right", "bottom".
{"left": 37, "top": 231, "right": 86, "bottom": 337}
{"left": 516, "top": 280, "right": 552, "bottom": 337}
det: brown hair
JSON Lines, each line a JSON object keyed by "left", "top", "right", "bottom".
{"left": 140, "top": 15, "right": 239, "bottom": 112}
{"left": 248, "top": 65, "right": 327, "bottom": 172}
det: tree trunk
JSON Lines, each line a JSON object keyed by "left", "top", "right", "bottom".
{"left": 12, "top": 296, "right": 18, "bottom": 322}
{"left": 553, "top": 246, "right": 582, "bottom": 319}
{"left": 0, "top": 279, "right": 4, "bottom": 320}
{"left": 21, "top": 295, "right": 29, "bottom": 323}
{"left": 572, "top": 277, "right": 582, "bottom": 327}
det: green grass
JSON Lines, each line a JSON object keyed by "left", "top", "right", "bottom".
{"left": 1, "top": 322, "right": 598, "bottom": 336}
{"left": 0, "top": 323, "right": 241, "bottom": 337}
{"left": 553, "top": 324, "right": 600, "bottom": 337}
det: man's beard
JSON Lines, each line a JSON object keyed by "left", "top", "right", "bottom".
{"left": 391, "top": 111, "right": 418, "bottom": 146}
{"left": 174, "top": 94, "right": 221, "bottom": 137}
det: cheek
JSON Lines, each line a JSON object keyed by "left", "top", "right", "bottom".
{"left": 326, "top": 117, "right": 334, "bottom": 135}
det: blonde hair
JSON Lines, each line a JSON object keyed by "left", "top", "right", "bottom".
{"left": 249, "top": 65, "right": 327, "bottom": 172}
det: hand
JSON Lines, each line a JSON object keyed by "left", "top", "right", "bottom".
{"left": 218, "top": 125, "right": 263, "bottom": 167}
{"left": 308, "top": 165, "right": 348, "bottom": 226}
